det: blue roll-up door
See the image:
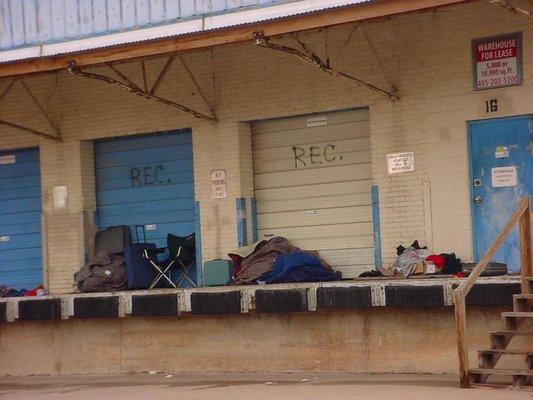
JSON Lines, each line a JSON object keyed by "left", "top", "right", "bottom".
{"left": 94, "top": 130, "right": 196, "bottom": 251}
{"left": 0, "top": 148, "right": 43, "bottom": 290}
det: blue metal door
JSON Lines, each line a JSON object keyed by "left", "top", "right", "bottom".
{"left": 469, "top": 115, "right": 533, "bottom": 273}
{"left": 95, "top": 131, "right": 197, "bottom": 280}
{"left": 0, "top": 148, "right": 42, "bottom": 289}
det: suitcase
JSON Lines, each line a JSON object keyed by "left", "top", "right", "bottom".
{"left": 203, "top": 259, "right": 232, "bottom": 286}
{"left": 462, "top": 262, "right": 507, "bottom": 276}
{"left": 95, "top": 225, "right": 131, "bottom": 255}
{"left": 124, "top": 226, "right": 158, "bottom": 290}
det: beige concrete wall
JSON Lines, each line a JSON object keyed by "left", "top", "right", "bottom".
{"left": 0, "top": 1, "right": 532, "bottom": 293}
{"left": 0, "top": 307, "right": 526, "bottom": 376}
{"left": 192, "top": 122, "right": 254, "bottom": 261}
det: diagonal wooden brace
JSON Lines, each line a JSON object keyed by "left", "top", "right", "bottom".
{"left": 0, "top": 118, "right": 61, "bottom": 141}
{"left": 490, "top": 0, "right": 533, "bottom": 17}
{"left": 253, "top": 31, "right": 399, "bottom": 101}
{"left": 68, "top": 63, "right": 216, "bottom": 122}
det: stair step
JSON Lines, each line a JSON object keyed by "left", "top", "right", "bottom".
{"left": 469, "top": 368, "right": 533, "bottom": 376}
{"left": 492, "top": 330, "right": 533, "bottom": 337}
{"left": 491, "top": 330, "right": 533, "bottom": 349}
{"left": 479, "top": 349, "right": 533, "bottom": 356}
{"left": 502, "top": 312, "right": 533, "bottom": 330}
{"left": 514, "top": 294, "right": 533, "bottom": 299}
{"left": 501, "top": 312, "right": 533, "bottom": 318}
{"left": 502, "top": 311, "right": 533, "bottom": 318}
{"left": 471, "top": 383, "right": 533, "bottom": 391}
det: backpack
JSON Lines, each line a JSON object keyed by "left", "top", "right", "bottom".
{"left": 74, "top": 252, "right": 128, "bottom": 292}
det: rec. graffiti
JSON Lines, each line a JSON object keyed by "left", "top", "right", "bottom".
{"left": 292, "top": 144, "right": 341, "bottom": 168}
{"left": 130, "top": 165, "right": 169, "bottom": 187}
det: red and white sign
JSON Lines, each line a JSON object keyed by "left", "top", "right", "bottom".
{"left": 387, "top": 152, "right": 415, "bottom": 174}
{"left": 211, "top": 169, "right": 227, "bottom": 199}
{"left": 472, "top": 32, "right": 522, "bottom": 90}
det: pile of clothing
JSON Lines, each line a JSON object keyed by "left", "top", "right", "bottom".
{"left": 0, "top": 284, "right": 45, "bottom": 298}
{"left": 229, "top": 236, "right": 340, "bottom": 285}
{"left": 390, "top": 241, "right": 462, "bottom": 277}
{"left": 360, "top": 240, "right": 462, "bottom": 278}
{"left": 74, "top": 251, "right": 128, "bottom": 292}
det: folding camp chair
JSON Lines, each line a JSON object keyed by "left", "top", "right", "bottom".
{"left": 142, "top": 233, "right": 196, "bottom": 289}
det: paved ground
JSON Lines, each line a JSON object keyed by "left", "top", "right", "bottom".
{"left": 0, "top": 373, "right": 530, "bottom": 399}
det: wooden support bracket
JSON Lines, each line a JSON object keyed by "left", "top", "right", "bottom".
{"left": 20, "top": 79, "right": 60, "bottom": 134}
{"left": 0, "top": 118, "right": 61, "bottom": 141}
{"left": 0, "top": 79, "right": 61, "bottom": 141}
{"left": 150, "top": 54, "right": 176, "bottom": 95}
{"left": 0, "top": 79, "right": 17, "bottom": 103}
{"left": 68, "top": 62, "right": 216, "bottom": 122}
{"left": 179, "top": 55, "right": 217, "bottom": 120}
{"left": 106, "top": 63, "right": 143, "bottom": 92}
{"left": 490, "top": 0, "right": 533, "bottom": 17}
{"left": 253, "top": 31, "right": 399, "bottom": 101}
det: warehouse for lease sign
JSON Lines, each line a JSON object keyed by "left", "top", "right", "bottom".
{"left": 472, "top": 32, "right": 522, "bottom": 90}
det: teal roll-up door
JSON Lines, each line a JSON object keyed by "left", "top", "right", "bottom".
{"left": 94, "top": 130, "right": 196, "bottom": 250}
{"left": 0, "top": 148, "right": 43, "bottom": 290}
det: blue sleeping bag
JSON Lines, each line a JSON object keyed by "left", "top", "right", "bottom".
{"left": 259, "top": 252, "right": 336, "bottom": 284}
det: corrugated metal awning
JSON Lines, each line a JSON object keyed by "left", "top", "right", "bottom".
{"left": 0, "top": 0, "right": 471, "bottom": 78}
{"left": 0, "top": 0, "right": 372, "bottom": 63}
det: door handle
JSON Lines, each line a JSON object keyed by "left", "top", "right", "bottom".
{"left": 474, "top": 195, "right": 482, "bottom": 204}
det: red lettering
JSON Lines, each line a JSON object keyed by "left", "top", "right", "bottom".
{"left": 476, "top": 37, "right": 518, "bottom": 61}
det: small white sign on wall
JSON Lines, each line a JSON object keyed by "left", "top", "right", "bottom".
{"left": 387, "top": 152, "right": 415, "bottom": 174}
{"left": 306, "top": 116, "right": 328, "bottom": 127}
{"left": 495, "top": 146, "right": 509, "bottom": 158}
{"left": 491, "top": 166, "right": 517, "bottom": 187}
{"left": 0, "top": 155, "right": 15, "bottom": 165}
{"left": 211, "top": 169, "right": 227, "bottom": 199}
{"left": 53, "top": 186, "right": 68, "bottom": 210}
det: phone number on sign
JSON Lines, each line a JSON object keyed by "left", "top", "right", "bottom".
{"left": 477, "top": 75, "right": 519, "bottom": 87}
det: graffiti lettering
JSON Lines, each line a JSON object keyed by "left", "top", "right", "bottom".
{"left": 144, "top": 166, "right": 154, "bottom": 185}
{"left": 130, "top": 165, "right": 166, "bottom": 187}
{"left": 292, "top": 144, "right": 340, "bottom": 168}
{"left": 324, "top": 144, "right": 336, "bottom": 162}
{"left": 130, "top": 167, "right": 141, "bottom": 187}
{"left": 309, "top": 146, "right": 322, "bottom": 164}
{"left": 292, "top": 146, "right": 307, "bottom": 168}
{"left": 155, "top": 165, "right": 164, "bottom": 183}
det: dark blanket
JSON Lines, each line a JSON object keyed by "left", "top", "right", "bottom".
{"left": 231, "top": 237, "right": 300, "bottom": 285}
{"left": 259, "top": 252, "right": 336, "bottom": 284}
{"left": 231, "top": 236, "right": 331, "bottom": 285}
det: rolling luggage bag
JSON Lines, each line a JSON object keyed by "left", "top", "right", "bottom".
{"left": 124, "top": 226, "right": 157, "bottom": 289}
{"left": 94, "top": 225, "right": 131, "bottom": 255}
{"left": 462, "top": 262, "right": 507, "bottom": 276}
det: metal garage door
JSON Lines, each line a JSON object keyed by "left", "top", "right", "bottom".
{"left": 0, "top": 148, "right": 43, "bottom": 289}
{"left": 95, "top": 131, "right": 196, "bottom": 251}
{"left": 252, "top": 109, "right": 374, "bottom": 278}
